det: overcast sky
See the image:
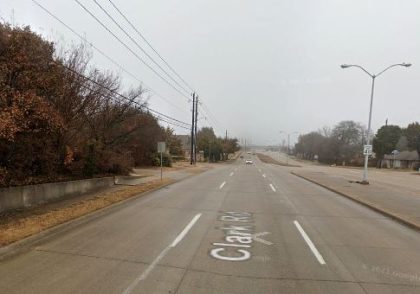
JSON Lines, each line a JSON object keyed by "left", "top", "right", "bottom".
{"left": 1, "top": 0, "right": 419, "bottom": 145}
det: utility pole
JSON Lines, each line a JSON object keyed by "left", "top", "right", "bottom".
{"left": 194, "top": 95, "right": 198, "bottom": 164}
{"left": 208, "top": 140, "right": 211, "bottom": 163}
{"left": 225, "top": 130, "right": 228, "bottom": 160}
{"left": 190, "top": 93, "right": 195, "bottom": 165}
{"left": 287, "top": 134, "right": 290, "bottom": 165}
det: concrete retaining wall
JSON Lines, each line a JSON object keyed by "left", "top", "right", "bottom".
{"left": 0, "top": 177, "right": 116, "bottom": 212}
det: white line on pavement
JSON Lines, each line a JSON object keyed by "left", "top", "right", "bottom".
{"left": 229, "top": 172, "right": 234, "bottom": 177}
{"left": 122, "top": 213, "right": 202, "bottom": 294}
{"left": 269, "top": 184, "right": 276, "bottom": 192}
{"left": 171, "top": 214, "right": 202, "bottom": 247}
{"left": 293, "top": 220, "right": 326, "bottom": 265}
{"left": 219, "top": 181, "right": 226, "bottom": 189}
{"left": 262, "top": 174, "right": 266, "bottom": 178}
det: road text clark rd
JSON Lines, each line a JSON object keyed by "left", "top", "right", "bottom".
{"left": 210, "top": 211, "right": 272, "bottom": 262}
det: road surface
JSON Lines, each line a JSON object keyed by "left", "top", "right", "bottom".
{"left": 1, "top": 156, "right": 420, "bottom": 293}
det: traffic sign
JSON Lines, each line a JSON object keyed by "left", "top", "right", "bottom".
{"left": 363, "top": 144, "right": 372, "bottom": 155}
{"left": 157, "top": 142, "right": 166, "bottom": 153}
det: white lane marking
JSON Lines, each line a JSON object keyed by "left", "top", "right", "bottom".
{"left": 122, "top": 213, "right": 202, "bottom": 294}
{"left": 262, "top": 174, "right": 266, "bottom": 178}
{"left": 293, "top": 220, "right": 326, "bottom": 265}
{"left": 171, "top": 213, "right": 202, "bottom": 247}
{"left": 229, "top": 172, "right": 234, "bottom": 177}
{"left": 269, "top": 184, "right": 276, "bottom": 192}
{"left": 219, "top": 181, "right": 226, "bottom": 189}
{"left": 252, "top": 232, "right": 273, "bottom": 245}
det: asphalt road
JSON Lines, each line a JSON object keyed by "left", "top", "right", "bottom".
{"left": 1, "top": 156, "right": 420, "bottom": 293}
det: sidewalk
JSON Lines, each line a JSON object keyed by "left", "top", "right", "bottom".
{"left": 292, "top": 170, "right": 420, "bottom": 231}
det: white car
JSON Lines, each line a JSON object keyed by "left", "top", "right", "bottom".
{"left": 245, "top": 159, "right": 253, "bottom": 165}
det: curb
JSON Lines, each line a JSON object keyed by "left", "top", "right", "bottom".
{"left": 0, "top": 169, "right": 210, "bottom": 261}
{"left": 291, "top": 172, "right": 420, "bottom": 232}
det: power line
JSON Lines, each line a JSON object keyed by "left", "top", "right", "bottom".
{"left": 106, "top": 0, "right": 195, "bottom": 92}
{"left": 32, "top": 0, "right": 221, "bottom": 134}
{"left": 75, "top": 74, "right": 191, "bottom": 130}
{"left": 31, "top": 0, "right": 189, "bottom": 116}
{"left": 92, "top": 0, "right": 191, "bottom": 96}
{"left": 198, "top": 101, "right": 223, "bottom": 133}
{"left": 64, "top": 75, "right": 191, "bottom": 131}
{"left": 73, "top": 0, "right": 190, "bottom": 100}
{"left": 53, "top": 59, "right": 191, "bottom": 128}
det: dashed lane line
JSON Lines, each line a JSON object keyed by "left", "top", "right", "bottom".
{"left": 269, "top": 184, "right": 276, "bottom": 192}
{"left": 122, "top": 213, "right": 202, "bottom": 294}
{"left": 293, "top": 220, "right": 326, "bottom": 265}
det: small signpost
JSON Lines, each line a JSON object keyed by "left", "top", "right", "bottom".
{"left": 363, "top": 144, "right": 373, "bottom": 156}
{"left": 157, "top": 142, "right": 166, "bottom": 181}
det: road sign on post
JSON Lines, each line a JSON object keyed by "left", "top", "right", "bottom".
{"left": 363, "top": 144, "right": 372, "bottom": 156}
{"left": 157, "top": 142, "right": 166, "bottom": 180}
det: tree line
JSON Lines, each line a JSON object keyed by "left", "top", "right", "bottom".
{"left": 196, "top": 127, "right": 239, "bottom": 162}
{"left": 0, "top": 24, "right": 187, "bottom": 187}
{"left": 294, "top": 120, "right": 420, "bottom": 167}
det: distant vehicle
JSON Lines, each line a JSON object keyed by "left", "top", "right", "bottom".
{"left": 245, "top": 159, "right": 253, "bottom": 164}
{"left": 247, "top": 151, "right": 251, "bottom": 154}
{"left": 240, "top": 155, "right": 244, "bottom": 159}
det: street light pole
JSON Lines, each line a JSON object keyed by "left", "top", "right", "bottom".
{"left": 287, "top": 134, "right": 291, "bottom": 165}
{"left": 278, "top": 131, "right": 284, "bottom": 161}
{"left": 362, "top": 76, "right": 375, "bottom": 183}
{"left": 341, "top": 63, "right": 412, "bottom": 184}
{"left": 279, "top": 131, "right": 297, "bottom": 165}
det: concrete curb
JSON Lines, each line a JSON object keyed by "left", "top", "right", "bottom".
{"left": 291, "top": 171, "right": 420, "bottom": 232}
{"left": 0, "top": 169, "right": 211, "bottom": 261}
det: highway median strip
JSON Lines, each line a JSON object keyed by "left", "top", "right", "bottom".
{"left": 291, "top": 171, "right": 420, "bottom": 232}
{"left": 256, "top": 153, "right": 301, "bottom": 167}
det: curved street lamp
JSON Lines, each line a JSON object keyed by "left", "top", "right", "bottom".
{"left": 341, "top": 63, "right": 412, "bottom": 184}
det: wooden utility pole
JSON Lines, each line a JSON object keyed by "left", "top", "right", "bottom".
{"left": 190, "top": 93, "right": 195, "bottom": 165}
{"left": 194, "top": 95, "right": 198, "bottom": 164}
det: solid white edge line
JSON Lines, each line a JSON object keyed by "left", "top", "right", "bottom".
{"left": 219, "top": 181, "right": 226, "bottom": 189}
{"left": 171, "top": 213, "right": 202, "bottom": 247}
{"left": 229, "top": 172, "right": 234, "bottom": 177}
{"left": 122, "top": 213, "right": 202, "bottom": 294}
{"left": 293, "top": 220, "right": 326, "bottom": 265}
{"left": 269, "top": 184, "right": 276, "bottom": 192}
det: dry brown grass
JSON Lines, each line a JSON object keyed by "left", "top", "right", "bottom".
{"left": 0, "top": 178, "right": 174, "bottom": 247}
